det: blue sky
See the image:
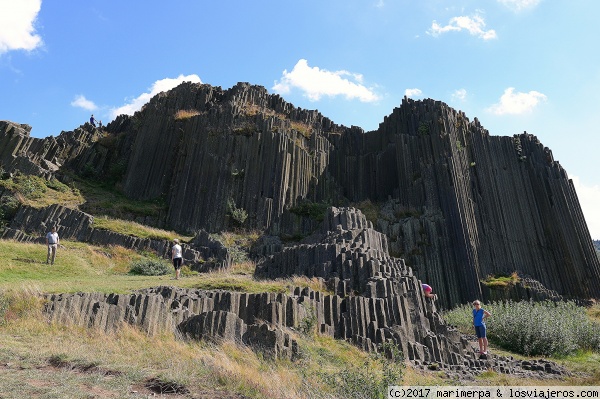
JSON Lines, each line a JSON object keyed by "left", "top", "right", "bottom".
{"left": 1, "top": 0, "right": 599, "bottom": 239}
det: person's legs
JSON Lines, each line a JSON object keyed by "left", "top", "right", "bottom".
{"left": 50, "top": 244, "right": 57, "bottom": 264}
{"left": 481, "top": 324, "right": 488, "bottom": 353}
{"left": 475, "top": 325, "right": 485, "bottom": 353}
{"left": 47, "top": 244, "right": 56, "bottom": 264}
{"left": 173, "top": 258, "right": 182, "bottom": 279}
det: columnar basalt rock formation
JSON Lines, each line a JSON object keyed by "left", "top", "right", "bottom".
{"left": 1, "top": 81, "right": 598, "bottom": 306}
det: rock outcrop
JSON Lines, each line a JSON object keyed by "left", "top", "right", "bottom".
{"left": 43, "top": 208, "right": 568, "bottom": 378}
{"left": 1, "top": 81, "right": 598, "bottom": 306}
{"left": 2, "top": 204, "right": 231, "bottom": 271}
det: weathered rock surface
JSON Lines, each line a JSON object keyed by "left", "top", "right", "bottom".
{"left": 2, "top": 81, "right": 598, "bottom": 306}
{"left": 43, "top": 208, "right": 568, "bottom": 378}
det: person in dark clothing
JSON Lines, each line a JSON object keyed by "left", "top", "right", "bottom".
{"left": 90, "top": 114, "right": 96, "bottom": 127}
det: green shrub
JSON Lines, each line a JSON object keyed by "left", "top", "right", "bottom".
{"left": 0, "top": 194, "right": 19, "bottom": 221}
{"left": 299, "top": 305, "right": 317, "bottom": 336}
{"left": 108, "top": 159, "right": 128, "bottom": 183}
{"left": 129, "top": 258, "right": 171, "bottom": 276}
{"left": 418, "top": 121, "right": 429, "bottom": 136}
{"left": 227, "top": 198, "right": 248, "bottom": 226}
{"left": 481, "top": 272, "right": 519, "bottom": 289}
{"left": 444, "top": 300, "right": 600, "bottom": 357}
{"left": 45, "top": 178, "right": 70, "bottom": 193}
{"left": 289, "top": 201, "right": 329, "bottom": 222}
{"left": 317, "top": 341, "right": 405, "bottom": 399}
{"left": 16, "top": 175, "right": 47, "bottom": 199}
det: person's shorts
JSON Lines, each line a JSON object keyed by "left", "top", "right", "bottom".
{"left": 475, "top": 324, "right": 487, "bottom": 339}
{"left": 173, "top": 257, "right": 183, "bottom": 270}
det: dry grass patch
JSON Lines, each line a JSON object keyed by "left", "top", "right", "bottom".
{"left": 174, "top": 109, "right": 201, "bottom": 120}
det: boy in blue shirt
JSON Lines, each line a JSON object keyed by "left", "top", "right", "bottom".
{"left": 472, "top": 300, "right": 491, "bottom": 357}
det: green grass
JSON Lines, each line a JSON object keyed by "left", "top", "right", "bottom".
{"left": 481, "top": 272, "right": 519, "bottom": 289}
{"left": 0, "top": 245, "right": 406, "bottom": 398}
{"left": 2, "top": 238, "right": 600, "bottom": 397}
{"left": 0, "top": 240, "right": 328, "bottom": 296}
{"left": 0, "top": 174, "right": 84, "bottom": 209}
{"left": 72, "top": 177, "right": 166, "bottom": 220}
{"left": 93, "top": 215, "right": 189, "bottom": 241}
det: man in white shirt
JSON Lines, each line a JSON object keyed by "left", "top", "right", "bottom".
{"left": 171, "top": 238, "right": 183, "bottom": 280}
{"left": 46, "top": 226, "right": 60, "bottom": 265}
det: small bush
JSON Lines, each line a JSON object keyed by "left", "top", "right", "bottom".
{"left": 289, "top": 201, "right": 329, "bottom": 222}
{"left": 227, "top": 198, "right": 248, "bottom": 226}
{"left": 129, "top": 259, "right": 171, "bottom": 276}
{"left": 0, "top": 194, "right": 20, "bottom": 221}
{"left": 482, "top": 272, "right": 519, "bottom": 289}
{"left": 16, "top": 175, "right": 47, "bottom": 199}
{"left": 299, "top": 305, "right": 317, "bottom": 336}
{"left": 317, "top": 341, "right": 405, "bottom": 399}
{"left": 45, "top": 178, "right": 70, "bottom": 193}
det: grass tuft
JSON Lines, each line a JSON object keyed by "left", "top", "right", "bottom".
{"left": 174, "top": 109, "right": 201, "bottom": 120}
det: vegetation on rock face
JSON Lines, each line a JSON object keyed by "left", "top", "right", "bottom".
{"left": 227, "top": 198, "right": 248, "bottom": 226}
{"left": 481, "top": 272, "right": 520, "bottom": 289}
{"left": 0, "top": 174, "right": 84, "bottom": 209}
{"left": 73, "top": 176, "right": 166, "bottom": 221}
{"left": 444, "top": 300, "right": 600, "bottom": 357}
{"left": 93, "top": 215, "right": 185, "bottom": 241}
{"left": 352, "top": 199, "right": 379, "bottom": 224}
{"left": 174, "top": 109, "right": 201, "bottom": 120}
{"left": 210, "top": 230, "right": 260, "bottom": 264}
{"left": 289, "top": 200, "right": 329, "bottom": 222}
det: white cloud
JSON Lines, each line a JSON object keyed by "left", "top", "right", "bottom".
{"left": 70, "top": 95, "right": 97, "bottom": 111}
{"left": 272, "top": 59, "right": 380, "bottom": 102}
{"left": 405, "top": 88, "right": 422, "bottom": 97}
{"left": 428, "top": 15, "right": 497, "bottom": 40}
{"left": 0, "top": 0, "right": 43, "bottom": 54}
{"left": 452, "top": 88, "right": 467, "bottom": 101}
{"left": 571, "top": 175, "right": 600, "bottom": 240}
{"left": 497, "top": 0, "right": 541, "bottom": 12}
{"left": 110, "top": 74, "right": 202, "bottom": 119}
{"left": 486, "top": 87, "right": 547, "bottom": 115}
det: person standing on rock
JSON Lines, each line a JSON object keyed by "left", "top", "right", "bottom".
{"left": 45, "top": 226, "right": 60, "bottom": 265}
{"left": 171, "top": 238, "right": 183, "bottom": 280}
{"left": 90, "top": 114, "right": 96, "bottom": 127}
{"left": 472, "top": 300, "right": 491, "bottom": 358}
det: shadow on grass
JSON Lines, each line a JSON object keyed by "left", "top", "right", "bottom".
{"left": 13, "top": 257, "right": 40, "bottom": 264}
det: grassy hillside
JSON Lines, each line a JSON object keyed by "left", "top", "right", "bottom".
{"left": 2, "top": 173, "right": 600, "bottom": 397}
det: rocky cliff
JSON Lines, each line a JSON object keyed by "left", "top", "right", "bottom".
{"left": 43, "top": 208, "right": 568, "bottom": 379}
{"left": 1, "top": 81, "right": 598, "bottom": 306}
